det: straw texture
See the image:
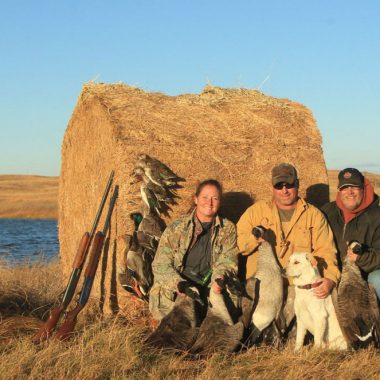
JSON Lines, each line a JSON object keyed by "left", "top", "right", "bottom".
{"left": 59, "top": 82, "right": 328, "bottom": 313}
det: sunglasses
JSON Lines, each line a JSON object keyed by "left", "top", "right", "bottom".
{"left": 273, "top": 182, "right": 297, "bottom": 190}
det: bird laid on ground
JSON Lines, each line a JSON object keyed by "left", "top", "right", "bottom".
{"left": 189, "top": 274, "right": 245, "bottom": 356}
{"left": 336, "top": 242, "right": 380, "bottom": 349}
{"left": 145, "top": 281, "right": 203, "bottom": 350}
{"left": 241, "top": 241, "right": 283, "bottom": 344}
{"left": 135, "top": 154, "right": 185, "bottom": 188}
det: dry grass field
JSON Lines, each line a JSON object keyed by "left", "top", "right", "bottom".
{"left": 0, "top": 175, "right": 58, "bottom": 219}
{"left": 0, "top": 171, "right": 379, "bottom": 220}
{"left": 0, "top": 262, "right": 379, "bottom": 379}
{"left": 0, "top": 168, "right": 379, "bottom": 378}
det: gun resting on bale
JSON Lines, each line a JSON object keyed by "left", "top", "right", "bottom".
{"left": 32, "top": 171, "right": 114, "bottom": 343}
{"left": 55, "top": 185, "right": 118, "bottom": 341}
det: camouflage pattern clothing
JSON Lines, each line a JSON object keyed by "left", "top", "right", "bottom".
{"left": 149, "top": 209, "right": 239, "bottom": 320}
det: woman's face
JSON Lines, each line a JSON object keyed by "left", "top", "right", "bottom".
{"left": 194, "top": 185, "right": 221, "bottom": 222}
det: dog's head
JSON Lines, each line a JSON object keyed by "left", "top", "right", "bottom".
{"left": 284, "top": 252, "right": 319, "bottom": 284}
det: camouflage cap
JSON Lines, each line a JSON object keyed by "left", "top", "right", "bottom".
{"left": 272, "top": 163, "right": 298, "bottom": 186}
{"left": 338, "top": 168, "right": 364, "bottom": 189}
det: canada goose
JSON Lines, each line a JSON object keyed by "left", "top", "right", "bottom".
{"left": 145, "top": 281, "right": 203, "bottom": 350}
{"left": 336, "top": 248, "right": 380, "bottom": 349}
{"left": 241, "top": 241, "right": 283, "bottom": 344}
{"left": 189, "top": 275, "right": 244, "bottom": 355}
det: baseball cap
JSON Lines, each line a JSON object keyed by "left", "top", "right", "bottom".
{"left": 338, "top": 168, "right": 364, "bottom": 190}
{"left": 272, "top": 163, "right": 298, "bottom": 186}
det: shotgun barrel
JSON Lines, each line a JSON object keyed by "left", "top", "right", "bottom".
{"left": 32, "top": 171, "right": 114, "bottom": 344}
{"left": 56, "top": 186, "right": 119, "bottom": 341}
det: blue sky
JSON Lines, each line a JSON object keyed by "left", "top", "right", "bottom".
{"left": 0, "top": 1, "right": 379, "bottom": 176}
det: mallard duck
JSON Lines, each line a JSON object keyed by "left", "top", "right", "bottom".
{"left": 124, "top": 231, "right": 154, "bottom": 297}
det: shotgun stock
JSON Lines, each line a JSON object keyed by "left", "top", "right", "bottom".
{"left": 55, "top": 232, "right": 105, "bottom": 340}
{"left": 31, "top": 234, "right": 90, "bottom": 343}
{"left": 56, "top": 186, "right": 118, "bottom": 341}
{"left": 32, "top": 171, "right": 114, "bottom": 344}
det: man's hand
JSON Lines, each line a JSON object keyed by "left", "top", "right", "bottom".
{"left": 313, "top": 278, "right": 336, "bottom": 299}
{"left": 211, "top": 277, "right": 223, "bottom": 294}
{"left": 347, "top": 247, "right": 359, "bottom": 262}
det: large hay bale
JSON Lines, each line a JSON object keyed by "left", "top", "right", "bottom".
{"left": 59, "top": 83, "right": 328, "bottom": 313}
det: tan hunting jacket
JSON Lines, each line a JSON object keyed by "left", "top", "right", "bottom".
{"left": 237, "top": 198, "right": 340, "bottom": 283}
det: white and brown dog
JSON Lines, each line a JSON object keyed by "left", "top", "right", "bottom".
{"left": 285, "top": 252, "right": 347, "bottom": 350}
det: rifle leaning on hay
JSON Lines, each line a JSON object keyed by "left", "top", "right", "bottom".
{"left": 55, "top": 185, "right": 118, "bottom": 341}
{"left": 32, "top": 171, "right": 115, "bottom": 344}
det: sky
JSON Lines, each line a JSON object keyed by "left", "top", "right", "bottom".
{"left": 0, "top": 1, "right": 379, "bottom": 176}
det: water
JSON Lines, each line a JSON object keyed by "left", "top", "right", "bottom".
{"left": 0, "top": 219, "right": 59, "bottom": 265}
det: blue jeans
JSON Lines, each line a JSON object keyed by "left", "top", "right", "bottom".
{"left": 368, "top": 269, "right": 380, "bottom": 301}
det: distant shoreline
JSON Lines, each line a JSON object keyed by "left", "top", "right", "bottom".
{"left": 0, "top": 175, "right": 58, "bottom": 219}
{"left": 0, "top": 172, "right": 379, "bottom": 219}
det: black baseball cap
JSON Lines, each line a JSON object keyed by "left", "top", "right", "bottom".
{"left": 338, "top": 168, "right": 364, "bottom": 190}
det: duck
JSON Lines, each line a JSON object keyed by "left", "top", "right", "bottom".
{"left": 136, "top": 154, "right": 185, "bottom": 188}
{"left": 132, "top": 167, "right": 178, "bottom": 204}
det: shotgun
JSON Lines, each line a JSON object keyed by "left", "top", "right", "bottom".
{"left": 32, "top": 171, "right": 114, "bottom": 343}
{"left": 55, "top": 185, "right": 118, "bottom": 341}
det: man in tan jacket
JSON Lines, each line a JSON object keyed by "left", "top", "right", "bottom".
{"left": 237, "top": 163, "right": 340, "bottom": 299}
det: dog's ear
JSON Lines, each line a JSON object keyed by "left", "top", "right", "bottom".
{"left": 306, "top": 253, "right": 318, "bottom": 267}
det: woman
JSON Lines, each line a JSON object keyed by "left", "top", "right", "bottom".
{"left": 149, "top": 179, "right": 239, "bottom": 321}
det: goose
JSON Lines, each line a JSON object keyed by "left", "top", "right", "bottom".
{"left": 241, "top": 241, "right": 283, "bottom": 344}
{"left": 189, "top": 275, "right": 244, "bottom": 355}
{"left": 145, "top": 281, "right": 203, "bottom": 350}
{"left": 336, "top": 244, "right": 380, "bottom": 348}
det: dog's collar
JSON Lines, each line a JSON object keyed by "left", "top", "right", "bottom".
{"left": 297, "top": 281, "right": 323, "bottom": 290}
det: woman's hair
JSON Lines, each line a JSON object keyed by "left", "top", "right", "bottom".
{"left": 195, "top": 179, "right": 223, "bottom": 197}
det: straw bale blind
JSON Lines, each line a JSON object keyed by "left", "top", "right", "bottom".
{"left": 59, "top": 82, "right": 328, "bottom": 314}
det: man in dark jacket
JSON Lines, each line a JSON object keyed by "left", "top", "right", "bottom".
{"left": 322, "top": 168, "right": 380, "bottom": 300}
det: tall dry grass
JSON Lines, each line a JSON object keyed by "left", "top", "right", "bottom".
{"left": 0, "top": 262, "right": 379, "bottom": 379}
